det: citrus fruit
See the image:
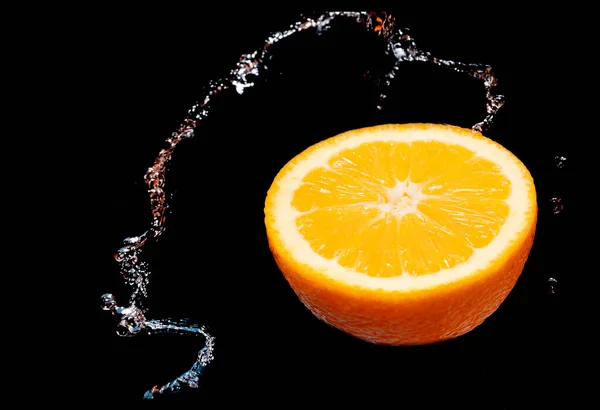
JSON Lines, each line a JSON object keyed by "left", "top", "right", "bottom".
{"left": 264, "top": 123, "right": 537, "bottom": 345}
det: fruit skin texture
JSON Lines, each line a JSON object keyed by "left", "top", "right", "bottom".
{"left": 267, "top": 215, "right": 536, "bottom": 345}
{"left": 265, "top": 123, "right": 538, "bottom": 346}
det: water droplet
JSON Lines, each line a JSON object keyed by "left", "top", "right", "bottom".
{"left": 101, "top": 293, "right": 116, "bottom": 311}
{"left": 392, "top": 44, "right": 407, "bottom": 59}
{"left": 554, "top": 156, "right": 566, "bottom": 168}
{"left": 550, "top": 197, "right": 563, "bottom": 214}
{"left": 115, "top": 327, "right": 130, "bottom": 337}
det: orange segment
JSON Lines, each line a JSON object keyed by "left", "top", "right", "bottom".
{"left": 296, "top": 205, "right": 382, "bottom": 260}
{"left": 264, "top": 123, "right": 537, "bottom": 345}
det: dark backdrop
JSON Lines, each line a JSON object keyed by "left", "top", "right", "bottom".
{"left": 85, "top": 4, "right": 578, "bottom": 406}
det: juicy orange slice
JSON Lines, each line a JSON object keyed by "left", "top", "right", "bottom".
{"left": 264, "top": 123, "right": 537, "bottom": 345}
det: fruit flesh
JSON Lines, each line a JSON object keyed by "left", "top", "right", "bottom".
{"left": 293, "top": 141, "right": 511, "bottom": 277}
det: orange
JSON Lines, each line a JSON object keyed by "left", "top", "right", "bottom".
{"left": 264, "top": 123, "right": 537, "bottom": 345}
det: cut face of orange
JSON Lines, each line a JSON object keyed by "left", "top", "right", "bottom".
{"left": 264, "top": 123, "right": 537, "bottom": 345}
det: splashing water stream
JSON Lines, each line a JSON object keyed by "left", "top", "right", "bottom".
{"left": 103, "top": 10, "right": 512, "bottom": 399}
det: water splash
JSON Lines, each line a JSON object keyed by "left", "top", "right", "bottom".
{"left": 103, "top": 10, "right": 505, "bottom": 399}
{"left": 554, "top": 155, "right": 567, "bottom": 169}
{"left": 548, "top": 277, "right": 558, "bottom": 294}
{"left": 548, "top": 154, "right": 565, "bottom": 293}
{"left": 367, "top": 13, "right": 505, "bottom": 131}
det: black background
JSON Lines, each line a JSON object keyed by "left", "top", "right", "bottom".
{"left": 84, "top": 4, "right": 580, "bottom": 406}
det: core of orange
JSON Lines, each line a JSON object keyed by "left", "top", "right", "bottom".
{"left": 264, "top": 123, "right": 537, "bottom": 345}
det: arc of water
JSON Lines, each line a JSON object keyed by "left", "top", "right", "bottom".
{"left": 102, "top": 10, "right": 505, "bottom": 399}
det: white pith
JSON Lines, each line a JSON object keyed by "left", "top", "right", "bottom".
{"left": 270, "top": 126, "right": 534, "bottom": 291}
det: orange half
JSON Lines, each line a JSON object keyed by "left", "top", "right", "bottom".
{"left": 264, "top": 123, "right": 537, "bottom": 345}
